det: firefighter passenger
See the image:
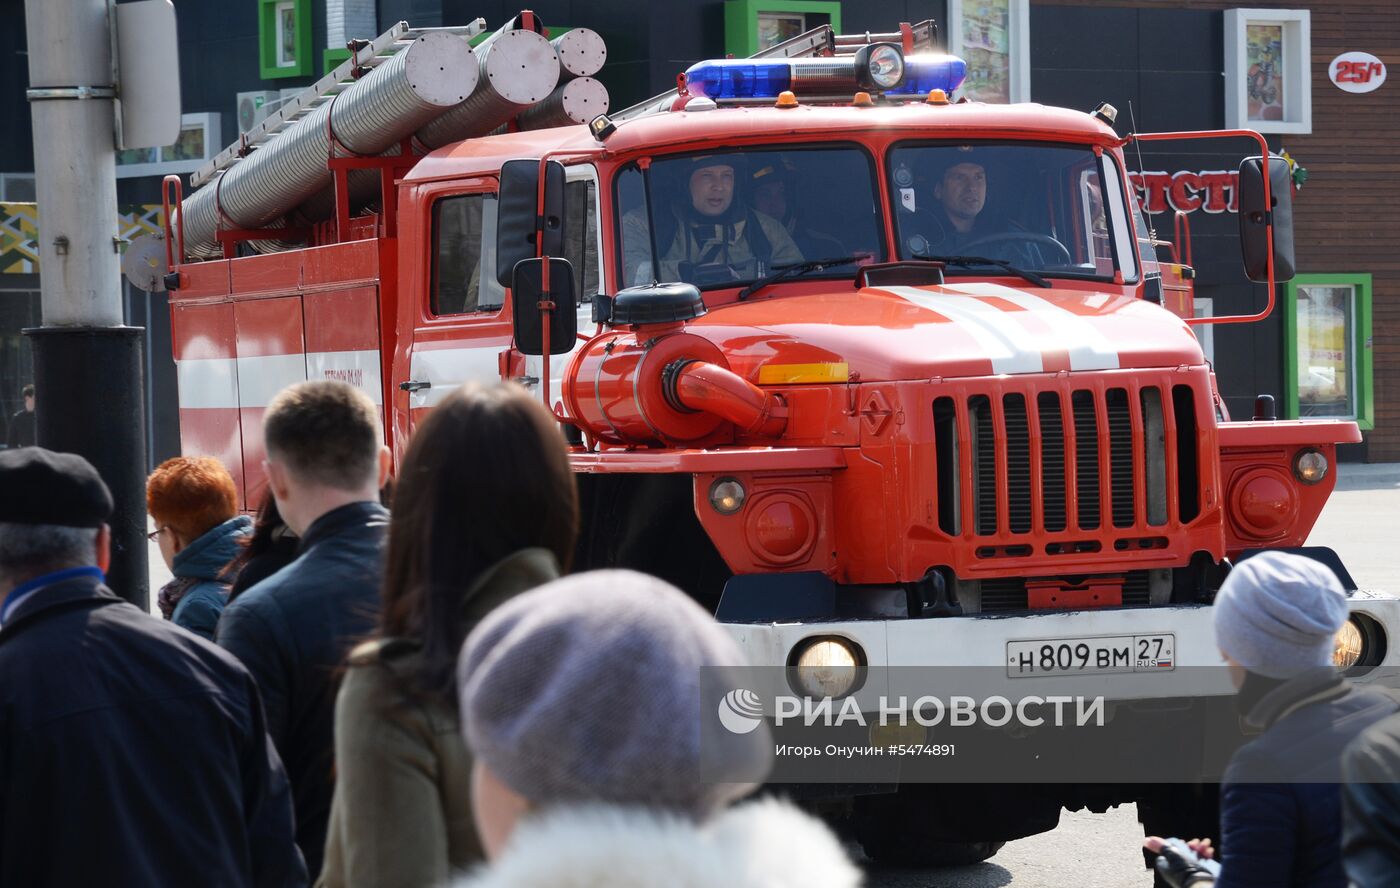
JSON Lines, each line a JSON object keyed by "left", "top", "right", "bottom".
{"left": 622, "top": 154, "right": 802, "bottom": 287}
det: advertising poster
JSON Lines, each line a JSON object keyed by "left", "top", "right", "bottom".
{"left": 960, "top": 1, "right": 1012, "bottom": 102}
{"left": 1246, "top": 24, "right": 1285, "bottom": 122}
{"left": 1296, "top": 284, "right": 1354, "bottom": 418}
{"left": 757, "top": 12, "right": 806, "bottom": 50}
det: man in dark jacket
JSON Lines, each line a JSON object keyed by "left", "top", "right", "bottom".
{"left": 1146, "top": 552, "right": 1400, "bottom": 888}
{"left": 1342, "top": 711, "right": 1400, "bottom": 886}
{"left": 0, "top": 447, "right": 305, "bottom": 886}
{"left": 218, "top": 380, "right": 391, "bottom": 879}
{"left": 6, "top": 384, "right": 35, "bottom": 448}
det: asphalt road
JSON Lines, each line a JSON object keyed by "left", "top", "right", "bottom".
{"left": 146, "top": 462, "right": 1400, "bottom": 886}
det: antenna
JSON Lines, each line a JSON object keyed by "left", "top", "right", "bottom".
{"left": 1127, "top": 101, "right": 1158, "bottom": 242}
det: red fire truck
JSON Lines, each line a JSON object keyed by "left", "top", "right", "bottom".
{"left": 139, "top": 15, "right": 1400, "bottom": 866}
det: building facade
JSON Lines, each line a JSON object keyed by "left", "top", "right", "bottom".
{"left": 0, "top": 0, "right": 1392, "bottom": 459}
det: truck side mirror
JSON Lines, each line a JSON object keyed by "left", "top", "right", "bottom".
{"left": 1238, "top": 155, "right": 1295, "bottom": 283}
{"left": 496, "top": 159, "right": 566, "bottom": 287}
{"left": 511, "top": 257, "right": 577, "bottom": 356}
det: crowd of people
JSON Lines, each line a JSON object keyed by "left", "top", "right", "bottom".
{"left": 1, "top": 377, "right": 1399, "bottom": 886}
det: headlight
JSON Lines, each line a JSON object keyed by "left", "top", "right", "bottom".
{"left": 1334, "top": 619, "right": 1364, "bottom": 672}
{"left": 788, "top": 637, "right": 864, "bottom": 698}
{"left": 857, "top": 43, "right": 905, "bottom": 90}
{"left": 1294, "top": 448, "right": 1329, "bottom": 484}
{"left": 709, "top": 477, "right": 746, "bottom": 514}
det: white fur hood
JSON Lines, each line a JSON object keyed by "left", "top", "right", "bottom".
{"left": 450, "top": 798, "right": 863, "bottom": 888}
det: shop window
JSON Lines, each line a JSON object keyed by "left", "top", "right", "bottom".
{"left": 1224, "top": 9, "right": 1312, "bottom": 134}
{"left": 1285, "top": 274, "right": 1372, "bottom": 429}
{"left": 116, "top": 113, "right": 221, "bottom": 179}
{"left": 724, "top": 1, "right": 840, "bottom": 57}
{"left": 259, "top": 0, "right": 312, "bottom": 79}
{"left": 948, "top": 0, "right": 1030, "bottom": 103}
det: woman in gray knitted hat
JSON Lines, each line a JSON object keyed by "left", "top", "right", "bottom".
{"left": 451, "top": 569, "right": 862, "bottom": 888}
{"left": 319, "top": 382, "right": 579, "bottom": 888}
{"left": 1144, "top": 550, "right": 1400, "bottom": 888}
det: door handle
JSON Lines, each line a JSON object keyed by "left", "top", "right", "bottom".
{"left": 399, "top": 380, "right": 430, "bottom": 393}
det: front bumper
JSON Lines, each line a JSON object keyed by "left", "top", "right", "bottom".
{"left": 722, "top": 593, "right": 1400, "bottom": 711}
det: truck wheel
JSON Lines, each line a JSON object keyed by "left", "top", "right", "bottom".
{"left": 851, "top": 784, "right": 1056, "bottom": 867}
{"left": 860, "top": 834, "right": 1005, "bottom": 868}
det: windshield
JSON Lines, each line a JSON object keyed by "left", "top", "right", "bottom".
{"left": 889, "top": 142, "right": 1123, "bottom": 281}
{"left": 617, "top": 146, "right": 883, "bottom": 289}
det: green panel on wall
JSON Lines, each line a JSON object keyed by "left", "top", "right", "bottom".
{"left": 259, "top": 0, "right": 313, "bottom": 80}
{"left": 724, "top": 0, "right": 842, "bottom": 58}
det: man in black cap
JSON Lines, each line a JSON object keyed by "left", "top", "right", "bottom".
{"left": 0, "top": 447, "right": 306, "bottom": 887}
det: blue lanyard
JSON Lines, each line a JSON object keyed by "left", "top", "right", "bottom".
{"left": 0, "top": 566, "right": 105, "bottom": 624}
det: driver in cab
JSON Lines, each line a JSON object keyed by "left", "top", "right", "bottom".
{"left": 905, "top": 153, "right": 1027, "bottom": 257}
{"left": 624, "top": 154, "right": 801, "bottom": 286}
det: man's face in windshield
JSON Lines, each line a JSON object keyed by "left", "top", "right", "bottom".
{"left": 935, "top": 161, "right": 987, "bottom": 232}
{"left": 752, "top": 178, "right": 787, "bottom": 221}
{"left": 689, "top": 163, "right": 736, "bottom": 217}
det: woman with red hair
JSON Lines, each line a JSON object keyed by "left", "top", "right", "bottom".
{"left": 146, "top": 456, "right": 250, "bottom": 640}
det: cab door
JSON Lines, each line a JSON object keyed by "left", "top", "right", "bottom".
{"left": 396, "top": 167, "right": 603, "bottom": 450}
{"left": 396, "top": 177, "right": 513, "bottom": 445}
{"left": 516, "top": 166, "right": 604, "bottom": 405}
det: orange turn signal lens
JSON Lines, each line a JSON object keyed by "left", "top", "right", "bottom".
{"left": 757, "top": 362, "right": 850, "bottom": 385}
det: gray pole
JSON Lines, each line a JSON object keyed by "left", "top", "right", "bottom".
{"left": 22, "top": 0, "right": 149, "bottom": 610}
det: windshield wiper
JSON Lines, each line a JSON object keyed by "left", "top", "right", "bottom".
{"left": 913, "top": 254, "right": 1052, "bottom": 289}
{"left": 736, "top": 256, "right": 865, "bottom": 301}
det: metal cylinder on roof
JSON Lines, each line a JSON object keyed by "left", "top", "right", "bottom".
{"left": 177, "top": 31, "right": 478, "bottom": 257}
{"left": 515, "top": 77, "right": 610, "bottom": 130}
{"left": 552, "top": 28, "right": 606, "bottom": 80}
{"left": 414, "top": 27, "right": 560, "bottom": 149}
{"left": 295, "top": 27, "right": 568, "bottom": 232}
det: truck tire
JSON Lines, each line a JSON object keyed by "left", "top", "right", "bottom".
{"left": 851, "top": 784, "right": 1057, "bottom": 867}
{"left": 860, "top": 834, "right": 1005, "bottom": 868}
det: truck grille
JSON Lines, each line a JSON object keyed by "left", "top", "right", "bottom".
{"left": 933, "top": 382, "right": 1200, "bottom": 547}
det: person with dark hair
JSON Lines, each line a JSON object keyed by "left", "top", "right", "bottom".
{"left": 224, "top": 489, "right": 299, "bottom": 604}
{"left": 218, "top": 380, "right": 392, "bottom": 880}
{"left": 6, "top": 384, "right": 35, "bottom": 449}
{"left": 0, "top": 448, "right": 305, "bottom": 886}
{"left": 146, "top": 455, "right": 250, "bottom": 640}
{"left": 1144, "top": 552, "right": 1400, "bottom": 888}
{"left": 318, "top": 381, "right": 578, "bottom": 888}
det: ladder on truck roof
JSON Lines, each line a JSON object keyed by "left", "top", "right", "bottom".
{"left": 611, "top": 19, "right": 940, "bottom": 121}
{"left": 190, "top": 19, "right": 487, "bottom": 189}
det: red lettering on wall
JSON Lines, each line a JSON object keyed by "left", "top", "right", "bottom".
{"left": 1130, "top": 170, "right": 1240, "bottom": 215}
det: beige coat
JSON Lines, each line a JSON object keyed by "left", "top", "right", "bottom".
{"left": 317, "top": 549, "right": 561, "bottom": 888}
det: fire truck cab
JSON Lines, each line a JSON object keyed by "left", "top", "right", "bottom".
{"left": 152, "top": 18, "right": 1400, "bottom": 864}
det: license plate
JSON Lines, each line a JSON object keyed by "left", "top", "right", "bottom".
{"left": 1006, "top": 634, "right": 1176, "bottom": 677}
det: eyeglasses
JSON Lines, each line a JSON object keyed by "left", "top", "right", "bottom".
{"left": 147, "top": 526, "right": 167, "bottom": 542}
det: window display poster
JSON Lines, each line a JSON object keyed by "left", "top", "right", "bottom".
{"left": 277, "top": 1, "right": 297, "bottom": 67}
{"left": 1296, "top": 284, "right": 1353, "bottom": 418}
{"left": 960, "top": 0, "right": 1011, "bottom": 102}
{"left": 758, "top": 12, "right": 806, "bottom": 50}
{"left": 1246, "top": 24, "right": 1285, "bottom": 122}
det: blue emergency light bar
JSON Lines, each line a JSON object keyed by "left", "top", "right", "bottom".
{"left": 887, "top": 54, "right": 969, "bottom": 96}
{"left": 684, "top": 48, "right": 967, "bottom": 102}
{"left": 685, "top": 59, "right": 795, "bottom": 100}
